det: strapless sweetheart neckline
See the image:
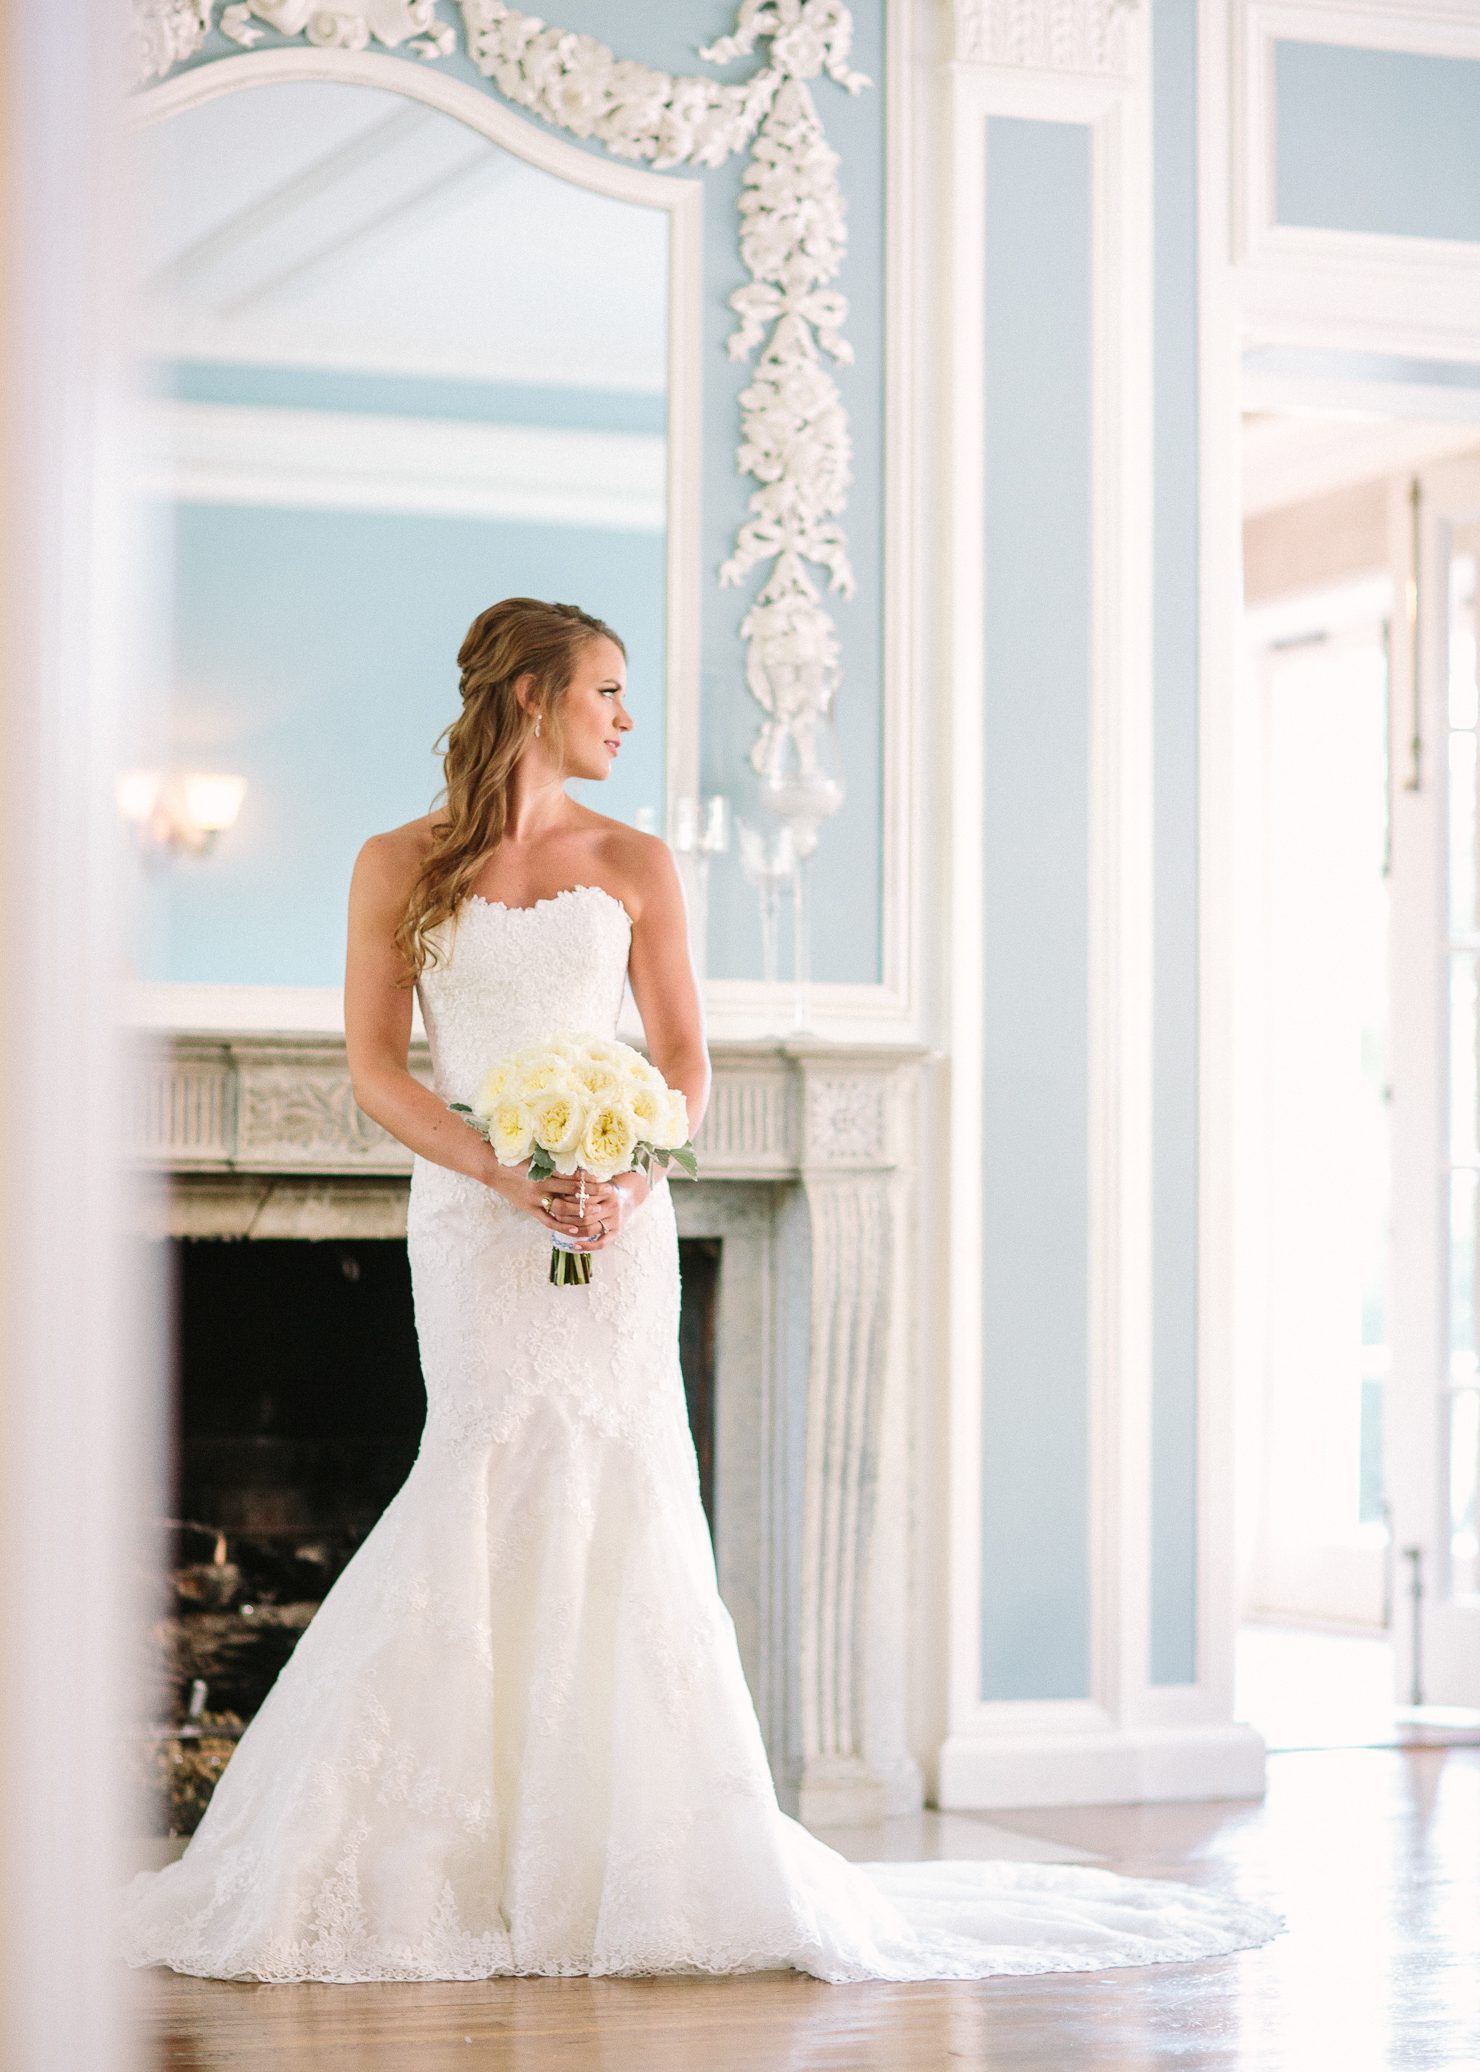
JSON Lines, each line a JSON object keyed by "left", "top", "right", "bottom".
{"left": 462, "top": 882, "right": 633, "bottom": 929}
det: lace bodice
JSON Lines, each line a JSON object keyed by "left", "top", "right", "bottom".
{"left": 416, "top": 882, "right": 633, "bottom": 1106}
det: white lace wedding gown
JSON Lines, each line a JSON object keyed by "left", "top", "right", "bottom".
{"left": 121, "top": 882, "right": 1285, "bottom": 1983}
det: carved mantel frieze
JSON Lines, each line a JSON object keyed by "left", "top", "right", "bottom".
{"left": 128, "top": 1030, "right": 925, "bottom": 1182}
{"left": 954, "top": 0, "right": 1141, "bottom": 78}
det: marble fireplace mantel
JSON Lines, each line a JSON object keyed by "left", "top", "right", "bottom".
{"left": 130, "top": 1030, "right": 932, "bottom": 1826}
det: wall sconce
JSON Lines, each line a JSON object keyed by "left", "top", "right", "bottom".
{"left": 117, "top": 769, "right": 246, "bottom": 859}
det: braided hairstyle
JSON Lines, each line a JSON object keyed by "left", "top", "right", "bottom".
{"left": 392, "top": 596, "right": 625, "bottom": 983}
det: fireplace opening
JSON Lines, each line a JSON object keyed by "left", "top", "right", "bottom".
{"left": 146, "top": 1229, "right": 721, "bottom": 1832}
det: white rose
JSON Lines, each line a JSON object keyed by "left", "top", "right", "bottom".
{"left": 579, "top": 1100, "right": 639, "bottom": 1181}
{"left": 531, "top": 1086, "right": 587, "bottom": 1172}
{"left": 514, "top": 1049, "right": 569, "bottom": 1102}
{"left": 572, "top": 1056, "right": 625, "bottom": 1102}
{"left": 627, "top": 1081, "right": 663, "bottom": 1138}
{"left": 657, "top": 1087, "right": 691, "bottom": 1150}
{"left": 487, "top": 1097, "right": 536, "bottom": 1166}
{"left": 474, "top": 1055, "right": 518, "bottom": 1117}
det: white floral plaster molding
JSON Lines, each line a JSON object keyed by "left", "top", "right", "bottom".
{"left": 130, "top": 0, "right": 870, "bottom": 780}
{"left": 953, "top": 0, "right": 1141, "bottom": 77}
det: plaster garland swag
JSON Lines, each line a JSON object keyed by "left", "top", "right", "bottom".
{"left": 130, "top": 0, "right": 869, "bottom": 778}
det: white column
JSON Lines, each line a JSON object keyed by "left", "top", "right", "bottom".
{"left": 0, "top": 3, "right": 151, "bottom": 2067}
{"left": 937, "top": 0, "right": 1265, "bottom": 1809}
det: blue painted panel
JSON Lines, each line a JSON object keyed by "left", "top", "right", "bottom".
{"left": 980, "top": 116, "right": 1092, "bottom": 1704}
{"left": 1275, "top": 41, "right": 1480, "bottom": 244}
{"left": 1151, "top": 0, "right": 1200, "bottom": 1688}
{"left": 139, "top": 500, "right": 666, "bottom": 986}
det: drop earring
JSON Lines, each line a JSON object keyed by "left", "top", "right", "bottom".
{"left": 534, "top": 716, "right": 542, "bottom": 738}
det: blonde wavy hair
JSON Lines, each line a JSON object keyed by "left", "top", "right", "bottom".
{"left": 393, "top": 596, "right": 625, "bottom": 984}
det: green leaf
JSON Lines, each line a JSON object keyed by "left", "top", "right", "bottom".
{"left": 668, "top": 1143, "right": 699, "bottom": 1178}
{"left": 528, "top": 1146, "right": 555, "bottom": 1181}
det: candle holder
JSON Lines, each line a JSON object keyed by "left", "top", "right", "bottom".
{"left": 737, "top": 819, "right": 797, "bottom": 1000}
{"left": 756, "top": 715, "right": 845, "bottom": 1034}
{"left": 669, "top": 792, "right": 731, "bottom": 981}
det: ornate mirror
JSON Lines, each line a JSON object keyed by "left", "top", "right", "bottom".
{"left": 125, "top": 58, "right": 701, "bottom": 1022}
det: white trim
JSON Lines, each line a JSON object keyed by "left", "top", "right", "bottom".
{"left": 124, "top": 975, "right": 925, "bottom": 1048}
{"left": 1241, "top": 0, "right": 1480, "bottom": 67}
{"left": 1235, "top": 1, "right": 1480, "bottom": 359}
{"left": 129, "top": 982, "right": 363, "bottom": 1037}
{"left": 880, "top": 0, "right": 922, "bottom": 1029}
{"left": 142, "top": 400, "right": 667, "bottom": 529}
{"left": 938, "top": 1720, "right": 1269, "bottom": 1811}
{"left": 132, "top": 46, "right": 705, "bottom": 210}
{"left": 1201, "top": 0, "right": 1260, "bottom": 1752}
{"left": 1091, "top": 54, "right": 1157, "bottom": 1733}
{"left": 130, "top": 47, "right": 705, "bottom": 827}
{"left": 944, "top": 55, "right": 988, "bottom": 1747}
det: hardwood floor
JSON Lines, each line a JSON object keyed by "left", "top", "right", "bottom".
{"left": 136, "top": 1745, "right": 1480, "bottom": 2071}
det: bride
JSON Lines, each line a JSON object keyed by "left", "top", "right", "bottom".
{"left": 121, "top": 595, "right": 1285, "bottom": 1983}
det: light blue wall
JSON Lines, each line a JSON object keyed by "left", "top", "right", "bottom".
{"left": 165, "top": 1, "right": 887, "bottom": 987}
{"left": 142, "top": 500, "right": 665, "bottom": 984}
{"left": 980, "top": 116, "right": 1093, "bottom": 1704}
{"left": 1151, "top": 0, "right": 1200, "bottom": 1688}
{"left": 1275, "top": 41, "right": 1480, "bottom": 244}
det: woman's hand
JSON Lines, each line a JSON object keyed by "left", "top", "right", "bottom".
{"left": 490, "top": 1161, "right": 655, "bottom": 1249}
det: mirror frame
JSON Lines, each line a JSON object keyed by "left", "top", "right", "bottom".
{"left": 129, "top": 48, "right": 703, "bottom": 1030}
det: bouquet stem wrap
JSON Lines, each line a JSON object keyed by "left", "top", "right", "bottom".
{"left": 548, "top": 1169, "right": 594, "bottom": 1286}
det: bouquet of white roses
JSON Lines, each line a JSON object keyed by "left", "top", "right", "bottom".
{"left": 449, "top": 1032, "right": 698, "bottom": 1286}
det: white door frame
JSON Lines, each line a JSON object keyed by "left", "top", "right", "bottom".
{"left": 1388, "top": 452, "right": 1480, "bottom": 1706}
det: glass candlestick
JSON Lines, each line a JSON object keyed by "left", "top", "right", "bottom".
{"left": 756, "top": 715, "right": 845, "bottom": 1034}
{"left": 738, "top": 819, "right": 796, "bottom": 996}
{"left": 669, "top": 791, "right": 731, "bottom": 983}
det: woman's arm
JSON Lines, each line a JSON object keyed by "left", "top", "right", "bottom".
{"left": 580, "top": 835, "right": 709, "bottom": 1248}
{"left": 343, "top": 833, "right": 503, "bottom": 1184}
{"left": 625, "top": 835, "right": 712, "bottom": 1146}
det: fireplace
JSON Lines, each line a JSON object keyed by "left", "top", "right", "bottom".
{"left": 170, "top": 1233, "right": 721, "bottom": 1551}
{"left": 133, "top": 1030, "right": 925, "bottom": 1826}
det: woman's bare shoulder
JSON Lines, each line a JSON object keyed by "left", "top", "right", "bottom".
{"left": 352, "top": 813, "right": 438, "bottom": 910}
{"left": 582, "top": 815, "right": 678, "bottom": 924}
